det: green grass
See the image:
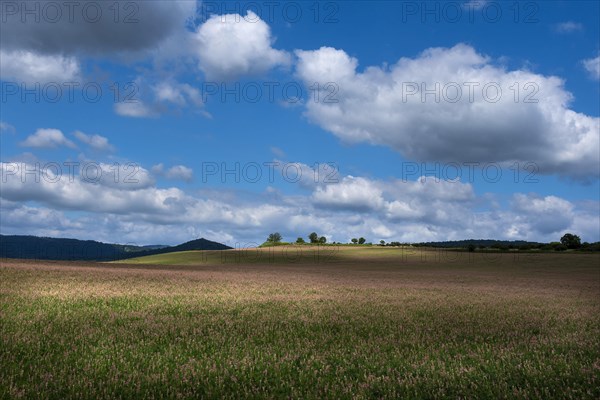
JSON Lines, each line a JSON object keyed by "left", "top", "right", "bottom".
{"left": 1, "top": 249, "right": 599, "bottom": 399}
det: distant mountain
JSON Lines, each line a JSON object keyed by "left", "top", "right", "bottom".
{"left": 0, "top": 235, "right": 124, "bottom": 261}
{"left": 141, "top": 245, "right": 170, "bottom": 250}
{"left": 0, "top": 235, "right": 232, "bottom": 261}
{"left": 112, "top": 244, "right": 169, "bottom": 254}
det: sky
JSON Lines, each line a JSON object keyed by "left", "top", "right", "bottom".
{"left": 0, "top": 0, "right": 599, "bottom": 247}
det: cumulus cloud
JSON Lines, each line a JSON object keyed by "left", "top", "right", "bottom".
{"left": 152, "top": 164, "right": 194, "bottom": 182}
{"left": 312, "top": 176, "right": 385, "bottom": 211}
{"left": 1, "top": 162, "right": 157, "bottom": 212}
{"left": 114, "top": 101, "right": 156, "bottom": 118}
{"left": 20, "top": 128, "right": 77, "bottom": 149}
{"left": 0, "top": 162, "right": 597, "bottom": 244}
{"left": 0, "top": 1, "right": 196, "bottom": 56}
{"left": 511, "top": 193, "right": 575, "bottom": 235}
{"left": 114, "top": 79, "right": 208, "bottom": 118}
{"left": 91, "top": 163, "right": 155, "bottom": 190}
{"left": 583, "top": 55, "right": 600, "bottom": 80}
{"left": 295, "top": 44, "right": 600, "bottom": 179}
{"left": 74, "top": 131, "right": 115, "bottom": 152}
{"left": 0, "top": 202, "right": 81, "bottom": 232}
{"left": 273, "top": 160, "right": 340, "bottom": 189}
{"left": 194, "top": 11, "right": 290, "bottom": 80}
{"left": 311, "top": 175, "right": 476, "bottom": 231}
{"left": 0, "top": 49, "right": 80, "bottom": 84}
{"left": 0, "top": 161, "right": 289, "bottom": 231}
{"left": 153, "top": 81, "right": 204, "bottom": 107}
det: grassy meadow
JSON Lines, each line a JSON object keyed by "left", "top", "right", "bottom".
{"left": 1, "top": 246, "right": 599, "bottom": 399}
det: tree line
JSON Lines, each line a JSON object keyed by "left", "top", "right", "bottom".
{"left": 265, "top": 232, "right": 368, "bottom": 245}
{"left": 265, "top": 232, "right": 599, "bottom": 251}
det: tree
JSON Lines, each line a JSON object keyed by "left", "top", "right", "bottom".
{"left": 358, "top": 237, "right": 366, "bottom": 245}
{"left": 467, "top": 244, "right": 476, "bottom": 252}
{"left": 296, "top": 237, "right": 305, "bottom": 244}
{"left": 380, "top": 240, "right": 385, "bottom": 246}
{"left": 319, "top": 236, "right": 327, "bottom": 244}
{"left": 351, "top": 238, "right": 358, "bottom": 244}
{"left": 560, "top": 233, "right": 581, "bottom": 249}
{"left": 267, "top": 232, "right": 282, "bottom": 243}
{"left": 308, "top": 232, "right": 319, "bottom": 243}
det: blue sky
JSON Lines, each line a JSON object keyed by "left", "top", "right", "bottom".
{"left": 1, "top": 0, "right": 599, "bottom": 246}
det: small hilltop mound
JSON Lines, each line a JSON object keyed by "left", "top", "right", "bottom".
{"left": 167, "top": 238, "right": 232, "bottom": 252}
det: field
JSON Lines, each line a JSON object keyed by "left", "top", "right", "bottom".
{"left": 1, "top": 246, "right": 599, "bottom": 399}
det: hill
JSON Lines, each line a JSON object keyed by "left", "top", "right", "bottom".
{"left": 116, "top": 238, "right": 232, "bottom": 260}
{"left": 0, "top": 235, "right": 231, "bottom": 261}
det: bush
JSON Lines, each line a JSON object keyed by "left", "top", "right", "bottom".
{"left": 549, "top": 242, "right": 567, "bottom": 251}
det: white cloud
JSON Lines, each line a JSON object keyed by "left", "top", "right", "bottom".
{"left": 1, "top": 162, "right": 162, "bottom": 214}
{"left": 387, "top": 176, "right": 475, "bottom": 203}
{"left": 554, "top": 21, "right": 583, "bottom": 33}
{"left": 0, "top": 121, "right": 16, "bottom": 134}
{"left": 372, "top": 224, "right": 394, "bottom": 238}
{"left": 0, "top": 202, "right": 81, "bottom": 232}
{"left": 20, "top": 129, "right": 77, "bottom": 149}
{"left": 74, "top": 131, "right": 115, "bottom": 152}
{"left": 194, "top": 11, "right": 290, "bottom": 80}
{"left": 583, "top": 55, "right": 600, "bottom": 80}
{"left": 0, "top": 49, "right": 80, "bottom": 84}
{"left": 1, "top": 161, "right": 597, "bottom": 244}
{"left": 165, "top": 165, "right": 194, "bottom": 182}
{"left": 295, "top": 44, "right": 600, "bottom": 179}
{"left": 114, "top": 101, "right": 156, "bottom": 118}
{"left": 151, "top": 164, "right": 165, "bottom": 174}
{"left": 273, "top": 160, "right": 340, "bottom": 189}
{"left": 296, "top": 47, "right": 358, "bottom": 82}
{"left": 152, "top": 164, "right": 194, "bottom": 182}
{"left": 0, "top": 1, "right": 196, "bottom": 56}
{"left": 92, "top": 163, "right": 155, "bottom": 190}
{"left": 310, "top": 174, "right": 477, "bottom": 232}
{"left": 153, "top": 81, "right": 204, "bottom": 107}
{"left": 312, "top": 176, "right": 385, "bottom": 211}
{"left": 114, "top": 79, "right": 208, "bottom": 118}
{"left": 511, "top": 193, "right": 575, "bottom": 235}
